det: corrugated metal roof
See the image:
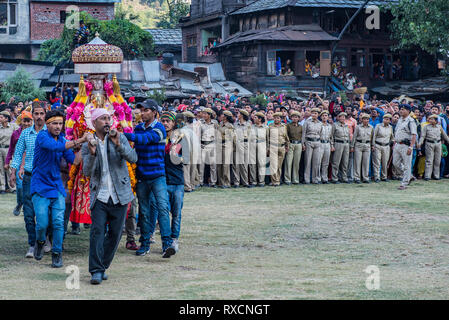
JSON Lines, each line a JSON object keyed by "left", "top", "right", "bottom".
{"left": 216, "top": 25, "right": 337, "bottom": 48}
{"left": 145, "top": 29, "right": 182, "bottom": 46}
{"left": 142, "top": 60, "right": 161, "bottom": 82}
{"left": 0, "top": 62, "right": 55, "bottom": 84}
{"left": 231, "top": 0, "right": 398, "bottom": 15}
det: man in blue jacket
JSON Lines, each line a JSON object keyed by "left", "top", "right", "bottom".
{"left": 123, "top": 99, "right": 177, "bottom": 259}
{"left": 31, "top": 110, "right": 88, "bottom": 268}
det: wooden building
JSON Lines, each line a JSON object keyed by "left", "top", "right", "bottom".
{"left": 180, "top": 0, "right": 439, "bottom": 92}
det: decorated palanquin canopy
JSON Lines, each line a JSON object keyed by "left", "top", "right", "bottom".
{"left": 72, "top": 33, "right": 123, "bottom": 74}
{"left": 67, "top": 34, "right": 136, "bottom": 225}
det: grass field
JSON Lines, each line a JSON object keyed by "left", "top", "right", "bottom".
{"left": 1, "top": 179, "right": 449, "bottom": 300}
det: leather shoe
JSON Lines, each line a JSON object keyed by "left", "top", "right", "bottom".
{"left": 102, "top": 272, "right": 108, "bottom": 280}
{"left": 91, "top": 272, "right": 103, "bottom": 285}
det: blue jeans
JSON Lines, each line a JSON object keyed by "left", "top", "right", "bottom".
{"left": 22, "top": 174, "right": 36, "bottom": 247}
{"left": 136, "top": 176, "right": 173, "bottom": 251}
{"left": 167, "top": 184, "right": 184, "bottom": 239}
{"left": 16, "top": 171, "right": 23, "bottom": 207}
{"left": 32, "top": 192, "right": 65, "bottom": 253}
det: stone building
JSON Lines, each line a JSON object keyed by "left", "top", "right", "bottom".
{"left": 0, "top": 0, "right": 31, "bottom": 59}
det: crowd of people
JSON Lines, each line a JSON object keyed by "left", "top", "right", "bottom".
{"left": 1, "top": 87, "right": 449, "bottom": 284}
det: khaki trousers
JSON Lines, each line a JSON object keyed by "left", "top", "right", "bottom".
{"left": 284, "top": 142, "right": 302, "bottom": 184}
{"left": 372, "top": 144, "right": 390, "bottom": 180}
{"left": 270, "top": 146, "right": 286, "bottom": 185}
{"left": 331, "top": 142, "right": 349, "bottom": 182}
{"left": 232, "top": 141, "right": 249, "bottom": 186}
{"left": 199, "top": 143, "right": 217, "bottom": 185}
{"left": 183, "top": 164, "right": 194, "bottom": 191}
{"left": 424, "top": 142, "right": 442, "bottom": 179}
{"left": 319, "top": 143, "right": 331, "bottom": 182}
{"left": 393, "top": 144, "right": 413, "bottom": 187}
{"left": 218, "top": 142, "right": 233, "bottom": 187}
{"left": 354, "top": 143, "right": 371, "bottom": 182}
{"left": 0, "top": 147, "right": 13, "bottom": 191}
{"left": 304, "top": 141, "right": 321, "bottom": 183}
{"left": 248, "top": 141, "right": 266, "bottom": 185}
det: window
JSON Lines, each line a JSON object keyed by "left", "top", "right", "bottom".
{"left": 60, "top": 11, "right": 66, "bottom": 24}
{"left": 0, "top": 0, "right": 17, "bottom": 35}
{"left": 187, "top": 35, "right": 196, "bottom": 47}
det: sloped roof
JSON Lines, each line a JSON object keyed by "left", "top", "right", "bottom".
{"left": 145, "top": 29, "right": 182, "bottom": 46}
{"left": 216, "top": 24, "right": 338, "bottom": 48}
{"left": 231, "top": 0, "right": 399, "bottom": 15}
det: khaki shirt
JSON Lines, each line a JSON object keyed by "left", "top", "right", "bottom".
{"left": 200, "top": 120, "right": 218, "bottom": 142}
{"left": 218, "top": 122, "right": 235, "bottom": 146}
{"left": 268, "top": 123, "right": 289, "bottom": 147}
{"left": 419, "top": 123, "right": 449, "bottom": 146}
{"left": 373, "top": 123, "right": 394, "bottom": 145}
{"left": 320, "top": 123, "right": 332, "bottom": 142}
{"left": 352, "top": 124, "right": 373, "bottom": 147}
{"left": 331, "top": 122, "right": 350, "bottom": 148}
{"left": 0, "top": 123, "right": 17, "bottom": 147}
{"left": 286, "top": 122, "right": 302, "bottom": 141}
{"left": 394, "top": 116, "right": 417, "bottom": 142}
{"left": 301, "top": 118, "right": 322, "bottom": 142}
{"left": 234, "top": 120, "right": 251, "bottom": 142}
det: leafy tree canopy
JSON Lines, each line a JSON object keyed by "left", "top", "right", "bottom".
{"left": 38, "top": 11, "right": 155, "bottom": 66}
{"left": 0, "top": 66, "right": 46, "bottom": 102}
{"left": 388, "top": 0, "right": 449, "bottom": 55}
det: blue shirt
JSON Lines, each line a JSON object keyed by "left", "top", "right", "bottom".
{"left": 11, "top": 125, "right": 47, "bottom": 173}
{"left": 369, "top": 108, "right": 385, "bottom": 128}
{"left": 124, "top": 120, "right": 166, "bottom": 180}
{"left": 31, "top": 130, "right": 75, "bottom": 198}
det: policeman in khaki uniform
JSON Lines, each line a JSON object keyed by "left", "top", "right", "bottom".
{"left": 418, "top": 114, "right": 449, "bottom": 181}
{"left": 0, "top": 110, "right": 17, "bottom": 192}
{"left": 284, "top": 111, "right": 302, "bottom": 185}
{"left": 232, "top": 109, "right": 251, "bottom": 187}
{"left": 217, "top": 110, "right": 235, "bottom": 188}
{"left": 180, "top": 111, "right": 198, "bottom": 192}
{"left": 268, "top": 112, "right": 289, "bottom": 186}
{"left": 251, "top": 112, "right": 269, "bottom": 186}
{"left": 302, "top": 108, "right": 322, "bottom": 184}
{"left": 331, "top": 112, "right": 351, "bottom": 184}
{"left": 319, "top": 110, "right": 333, "bottom": 184}
{"left": 199, "top": 107, "right": 218, "bottom": 187}
{"left": 372, "top": 113, "right": 394, "bottom": 182}
{"left": 393, "top": 104, "right": 418, "bottom": 190}
{"left": 352, "top": 113, "right": 373, "bottom": 183}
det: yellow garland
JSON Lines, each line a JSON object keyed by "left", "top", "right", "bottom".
{"left": 127, "top": 162, "right": 137, "bottom": 194}
{"left": 68, "top": 163, "right": 78, "bottom": 194}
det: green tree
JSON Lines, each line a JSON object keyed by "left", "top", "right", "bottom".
{"left": 146, "top": 89, "right": 166, "bottom": 105}
{"left": 157, "top": 0, "right": 190, "bottom": 28}
{"left": 388, "top": 0, "right": 449, "bottom": 56}
{"left": 0, "top": 66, "right": 46, "bottom": 102}
{"left": 38, "top": 11, "right": 155, "bottom": 66}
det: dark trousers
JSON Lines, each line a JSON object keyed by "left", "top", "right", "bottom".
{"left": 89, "top": 198, "right": 127, "bottom": 275}
{"left": 22, "top": 174, "right": 36, "bottom": 247}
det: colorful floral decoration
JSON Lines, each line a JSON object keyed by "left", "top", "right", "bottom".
{"left": 104, "top": 75, "right": 133, "bottom": 133}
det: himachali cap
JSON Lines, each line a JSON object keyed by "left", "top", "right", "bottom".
{"left": 0, "top": 111, "right": 10, "bottom": 117}
{"left": 183, "top": 111, "right": 195, "bottom": 118}
{"left": 428, "top": 114, "right": 438, "bottom": 120}
{"left": 255, "top": 111, "right": 266, "bottom": 118}
{"left": 338, "top": 112, "right": 347, "bottom": 117}
{"left": 239, "top": 109, "right": 249, "bottom": 117}
{"left": 160, "top": 111, "right": 176, "bottom": 122}
{"left": 273, "top": 112, "right": 283, "bottom": 117}
{"left": 383, "top": 113, "right": 392, "bottom": 119}
{"left": 320, "top": 110, "right": 329, "bottom": 116}
{"left": 311, "top": 108, "right": 321, "bottom": 113}
{"left": 223, "top": 110, "right": 233, "bottom": 117}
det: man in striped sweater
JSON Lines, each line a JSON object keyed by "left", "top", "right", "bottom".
{"left": 123, "top": 99, "right": 176, "bottom": 259}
